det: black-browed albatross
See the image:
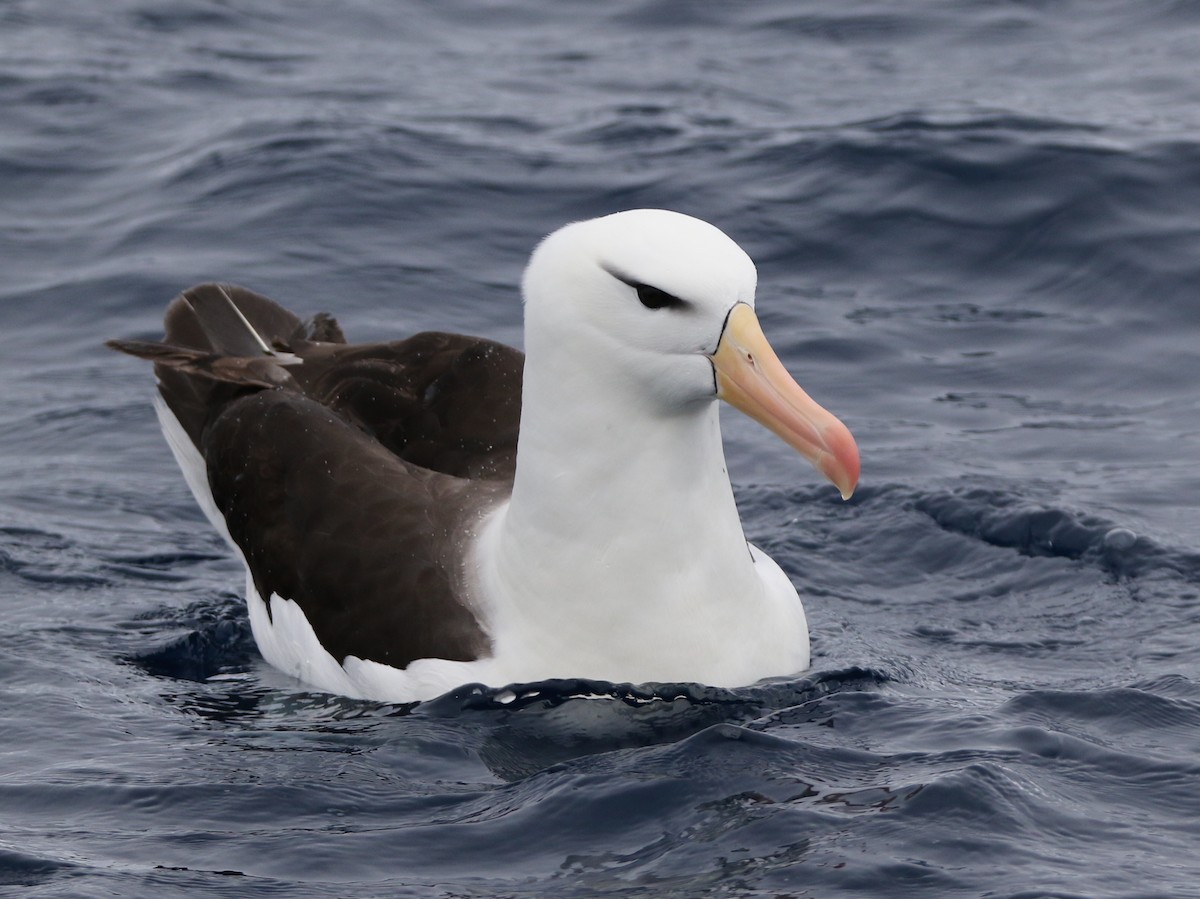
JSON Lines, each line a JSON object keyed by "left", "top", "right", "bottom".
{"left": 110, "top": 209, "right": 860, "bottom": 702}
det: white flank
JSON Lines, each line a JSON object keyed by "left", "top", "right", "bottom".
{"left": 246, "top": 576, "right": 500, "bottom": 703}
{"left": 154, "top": 394, "right": 235, "bottom": 549}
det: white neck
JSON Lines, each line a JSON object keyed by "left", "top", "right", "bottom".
{"left": 470, "top": 340, "right": 807, "bottom": 686}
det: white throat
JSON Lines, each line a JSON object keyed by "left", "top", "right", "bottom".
{"left": 470, "top": 343, "right": 809, "bottom": 686}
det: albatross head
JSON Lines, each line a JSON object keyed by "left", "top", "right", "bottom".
{"left": 521, "top": 209, "right": 860, "bottom": 499}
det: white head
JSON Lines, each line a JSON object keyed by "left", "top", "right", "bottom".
{"left": 521, "top": 210, "right": 755, "bottom": 408}
{"left": 520, "top": 209, "right": 859, "bottom": 497}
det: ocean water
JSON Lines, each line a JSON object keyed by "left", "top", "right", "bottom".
{"left": 3, "top": 1, "right": 1199, "bottom": 896}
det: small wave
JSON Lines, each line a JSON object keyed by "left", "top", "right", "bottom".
{"left": 128, "top": 598, "right": 256, "bottom": 682}
{"left": 409, "top": 667, "right": 888, "bottom": 780}
{"left": 0, "top": 847, "right": 77, "bottom": 889}
{"left": 0, "top": 526, "right": 110, "bottom": 590}
{"left": 913, "top": 487, "right": 1200, "bottom": 580}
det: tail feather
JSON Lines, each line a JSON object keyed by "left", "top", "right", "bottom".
{"left": 164, "top": 283, "right": 307, "bottom": 355}
{"left": 105, "top": 337, "right": 292, "bottom": 389}
{"left": 110, "top": 283, "right": 332, "bottom": 447}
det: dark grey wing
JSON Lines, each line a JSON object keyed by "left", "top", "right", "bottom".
{"left": 205, "top": 390, "right": 498, "bottom": 667}
{"left": 295, "top": 333, "right": 523, "bottom": 481}
{"left": 108, "top": 282, "right": 526, "bottom": 667}
{"left": 109, "top": 282, "right": 524, "bottom": 481}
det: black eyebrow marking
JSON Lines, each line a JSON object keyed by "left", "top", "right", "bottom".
{"left": 601, "top": 263, "right": 639, "bottom": 287}
{"left": 601, "top": 264, "right": 690, "bottom": 311}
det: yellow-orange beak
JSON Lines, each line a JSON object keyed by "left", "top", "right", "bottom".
{"left": 711, "top": 303, "right": 860, "bottom": 500}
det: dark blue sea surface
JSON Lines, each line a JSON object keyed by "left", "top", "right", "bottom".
{"left": 3, "top": 1, "right": 1199, "bottom": 896}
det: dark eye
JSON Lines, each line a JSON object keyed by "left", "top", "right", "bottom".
{"left": 635, "top": 283, "right": 686, "bottom": 311}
